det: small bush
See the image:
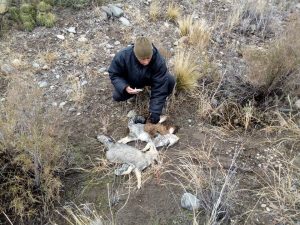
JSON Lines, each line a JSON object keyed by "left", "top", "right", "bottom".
{"left": 37, "top": 1, "right": 52, "bottom": 12}
{"left": 178, "top": 15, "right": 193, "bottom": 37}
{"left": 173, "top": 51, "right": 201, "bottom": 91}
{"left": 166, "top": 2, "right": 180, "bottom": 22}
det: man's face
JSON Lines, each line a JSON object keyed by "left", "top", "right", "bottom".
{"left": 137, "top": 56, "right": 152, "bottom": 66}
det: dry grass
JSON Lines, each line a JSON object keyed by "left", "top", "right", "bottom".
{"left": 68, "top": 75, "right": 86, "bottom": 103}
{"left": 254, "top": 149, "right": 300, "bottom": 224}
{"left": 76, "top": 45, "right": 95, "bottom": 66}
{"left": 0, "top": 74, "right": 67, "bottom": 220}
{"left": 227, "top": 0, "right": 273, "bottom": 34}
{"left": 166, "top": 2, "right": 181, "bottom": 22}
{"left": 149, "top": 0, "right": 160, "bottom": 21}
{"left": 243, "top": 19, "right": 300, "bottom": 95}
{"left": 38, "top": 50, "right": 59, "bottom": 65}
{"left": 189, "top": 19, "right": 211, "bottom": 50}
{"left": 178, "top": 15, "right": 193, "bottom": 37}
{"left": 170, "top": 138, "right": 240, "bottom": 224}
{"left": 173, "top": 51, "right": 201, "bottom": 91}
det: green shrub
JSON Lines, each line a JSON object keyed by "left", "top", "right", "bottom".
{"left": 8, "top": 6, "right": 20, "bottom": 22}
{"left": 37, "top": 1, "right": 52, "bottom": 12}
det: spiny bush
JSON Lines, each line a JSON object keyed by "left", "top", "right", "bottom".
{"left": 243, "top": 19, "right": 300, "bottom": 96}
{"left": 0, "top": 74, "right": 68, "bottom": 221}
{"left": 166, "top": 2, "right": 180, "bottom": 22}
{"left": 173, "top": 51, "right": 201, "bottom": 91}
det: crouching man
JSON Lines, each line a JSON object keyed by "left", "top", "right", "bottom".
{"left": 108, "top": 36, "right": 175, "bottom": 124}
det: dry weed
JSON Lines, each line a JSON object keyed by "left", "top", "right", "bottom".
{"left": 68, "top": 76, "right": 86, "bottom": 103}
{"left": 0, "top": 74, "right": 67, "bottom": 220}
{"left": 149, "top": 0, "right": 160, "bottom": 21}
{"left": 38, "top": 50, "right": 59, "bottom": 65}
{"left": 166, "top": 2, "right": 181, "bottom": 22}
{"left": 178, "top": 15, "right": 193, "bottom": 37}
{"left": 173, "top": 51, "right": 201, "bottom": 91}
{"left": 189, "top": 19, "right": 212, "bottom": 50}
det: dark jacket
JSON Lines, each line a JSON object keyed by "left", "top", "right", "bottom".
{"left": 108, "top": 45, "right": 169, "bottom": 115}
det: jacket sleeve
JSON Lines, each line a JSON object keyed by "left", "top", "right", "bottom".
{"left": 108, "top": 53, "right": 128, "bottom": 93}
{"left": 149, "top": 61, "right": 169, "bottom": 115}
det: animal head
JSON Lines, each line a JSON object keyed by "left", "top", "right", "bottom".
{"left": 97, "top": 134, "right": 114, "bottom": 145}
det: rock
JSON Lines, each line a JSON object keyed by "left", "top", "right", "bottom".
{"left": 78, "top": 35, "right": 88, "bottom": 42}
{"left": 42, "top": 65, "right": 49, "bottom": 70}
{"left": 101, "top": 6, "right": 112, "bottom": 17}
{"left": 127, "top": 110, "right": 137, "bottom": 118}
{"left": 38, "top": 81, "right": 48, "bottom": 88}
{"left": 114, "top": 41, "right": 120, "bottom": 45}
{"left": 119, "top": 17, "right": 130, "bottom": 26}
{"left": 32, "top": 62, "right": 40, "bottom": 68}
{"left": 99, "top": 67, "right": 106, "bottom": 73}
{"left": 81, "top": 80, "right": 88, "bottom": 86}
{"left": 261, "top": 203, "right": 267, "bottom": 208}
{"left": 295, "top": 99, "right": 300, "bottom": 109}
{"left": 59, "top": 102, "right": 67, "bottom": 109}
{"left": 66, "top": 27, "right": 76, "bottom": 34}
{"left": 188, "top": 119, "right": 192, "bottom": 123}
{"left": 108, "top": 4, "right": 124, "bottom": 18}
{"left": 181, "top": 192, "right": 201, "bottom": 211}
{"left": 1, "top": 64, "right": 15, "bottom": 75}
{"left": 0, "top": 0, "right": 8, "bottom": 14}
{"left": 296, "top": 3, "right": 300, "bottom": 9}
{"left": 56, "top": 35, "right": 65, "bottom": 40}
{"left": 52, "top": 102, "right": 58, "bottom": 107}
{"left": 106, "top": 43, "right": 114, "bottom": 49}
{"left": 69, "top": 107, "right": 76, "bottom": 112}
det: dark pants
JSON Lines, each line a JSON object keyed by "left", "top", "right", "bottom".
{"left": 113, "top": 73, "right": 176, "bottom": 102}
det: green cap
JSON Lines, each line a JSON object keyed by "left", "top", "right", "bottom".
{"left": 134, "top": 36, "right": 153, "bottom": 59}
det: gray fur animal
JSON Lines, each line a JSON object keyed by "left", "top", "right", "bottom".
{"left": 97, "top": 134, "right": 158, "bottom": 189}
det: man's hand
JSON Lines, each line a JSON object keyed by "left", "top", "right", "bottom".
{"left": 125, "top": 86, "right": 142, "bottom": 95}
{"left": 149, "top": 113, "right": 160, "bottom": 124}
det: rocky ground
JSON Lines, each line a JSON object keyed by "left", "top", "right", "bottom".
{"left": 1, "top": 0, "right": 300, "bottom": 225}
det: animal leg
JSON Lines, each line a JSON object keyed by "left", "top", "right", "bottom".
{"left": 159, "top": 115, "right": 168, "bottom": 123}
{"left": 141, "top": 142, "right": 156, "bottom": 152}
{"left": 134, "top": 168, "right": 142, "bottom": 189}
{"left": 119, "top": 165, "right": 134, "bottom": 175}
{"left": 118, "top": 136, "right": 136, "bottom": 144}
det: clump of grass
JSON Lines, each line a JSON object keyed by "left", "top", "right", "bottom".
{"left": 149, "top": 0, "right": 160, "bottom": 21}
{"left": 68, "top": 76, "right": 86, "bottom": 103}
{"left": 178, "top": 15, "right": 193, "bottom": 37}
{"left": 189, "top": 19, "right": 211, "bottom": 50}
{"left": 0, "top": 74, "right": 67, "bottom": 221}
{"left": 166, "top": 2, "right": 181, "bottom": 22}
{"left": 243, "top": 19, "right": 300, "bottom": 95}
{"left": 173, "top": 51, "right": 201, "bottom": 91}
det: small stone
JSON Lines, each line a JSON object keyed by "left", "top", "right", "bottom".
{"left": 66, "top": 27, "right": 76, "bottom": 33}
{"left": 164, "top": 22, "right": 169, "bottom": 27}
{"left": 127, "top": 110, "right": 137, "bottom": 118}
{"left": 1, "top": 64, "right": 15, "bottom": 75}
{"left": 266, "top": 207, "right": 271, "bottom": 212}
{"left": 101, "top": 6, "right": 112, "bottom": 17}
{"left": 59, "top": 102, "right": 67, "bottom": 109}
{"left": 108, "top": 4, "right": 124, "bottom": 18}
{"left": 296, "top": 3, "right": 300, "bottom": 9}
{"left": 69, "top": 107, "right": 76, "bottom": 112}
{"left": 69, "top": 33, "right": 75, "bottom": 38}
{"left": 106, "top": 44, "right": 114, "bottom": 49}
{"left": 50, "top": 85, "right": 55, "bottom": 90}
{"left": 76, "top": 112, "right": 81, "bottom": 116}
{"left": 119, "top": 17, "right": 130, "bottom": 26}
{"left": 81, "top": 80, "right": 88, "bottom": 86}
{"left": 188, "top": 119, "right": 192, "bottom": 123}
{"left": 56, "top": 75, "right": 60, "bottom": 79}
{"left": 114, "top": 41, "right": 120, "bottom": 45}
{"left": 295, "top": 99, "right": 300, "bottom": 109}
{"left": 78, "top": 36, "right": 88, "bottom": 43}
{"left": 32, "top": 62, "right": 40, "bottom": 68}
{"left": 52, "top": 102, "right": 58, "bottom": 107}
{"left": 104, "top": 72, "right": 109, "bottom": 76}
{"left": 56, "top": 34, "right": 65, "bottom": 40}
{"left": 99, "top": 67, "right": 106, "bottom": 73}
{"left": 261, "top": 204, "right": 266, "bottom": 208}
{"left": 181, "top": 192, "right": 201, "bottom": 211}
{"left": 38, "top": 81, "right": 48, "bottom": 88}
{"left": 0, "top": 98, "right": 5, "bottom": 102}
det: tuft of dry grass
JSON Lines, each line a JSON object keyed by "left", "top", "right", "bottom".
{"left": 68, "top": 75, "right": 86, "bottom": 103}
{"left": 173, "top": 51, "right": 201, "bottom": 91}
{"left": 166, "top": 2, "right": 181, "bottom": 22}
{"left": 189, "top": 19, "right": 212, "bottom": 50}
{"left": 38, "top": 50, "right": 59, "bottom": 65}
{"left": 243, "top": 19, "right": 300, "bottom": 95}
{"left": 149, "top": 0, "right": 160, "bottom": 21}
{"left": 178, "top": 15, "right": 193, "bottom": 37}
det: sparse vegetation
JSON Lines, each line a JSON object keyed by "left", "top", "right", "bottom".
{"left": 149, "top": 0, "right": 160, "bottom": 21}
{"left": 189, "top": 19, "right": 211, "bottom": 50}
{"left": 178, "top": 15, "right": 193, "bottom": 37}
